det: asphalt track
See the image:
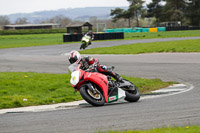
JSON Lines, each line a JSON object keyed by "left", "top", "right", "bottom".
{"left": 0, "top": 37, "right": 200, "bottom": 133}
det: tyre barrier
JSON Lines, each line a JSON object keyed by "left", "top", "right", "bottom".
{"left": 63, "top": 32, "right": 124, "bottom": 42}
{"left": 166, "top": 26, "right": 200, "bottom": 31}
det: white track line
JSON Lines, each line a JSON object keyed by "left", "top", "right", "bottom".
{"left": 141, "top": 83, "right": 194, "bottom": 100}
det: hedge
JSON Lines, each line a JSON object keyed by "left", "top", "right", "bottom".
{"left": 0, "top": 29, "right": 67, "bottom": 35}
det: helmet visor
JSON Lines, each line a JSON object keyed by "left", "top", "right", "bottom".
{"left": 69, "top": 56, "right": 78, "bottom": 64}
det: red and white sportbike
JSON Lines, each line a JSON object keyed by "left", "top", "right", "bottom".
{"left": 68, "top": 63, "right": 140, "bottom": 106}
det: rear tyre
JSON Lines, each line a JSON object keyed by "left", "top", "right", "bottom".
{"left": 125, "top": 86, "right": 140, "bottom": 102}
{"left": 123, "top": 80, "right": 140, "bottom": 102}
{"left": 79, "top": 85, "right": 105, "bottom": 106}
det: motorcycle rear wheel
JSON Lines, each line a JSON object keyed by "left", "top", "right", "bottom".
{"left": 80, "top": 85, "right": 105, "bottom": 106}
{"left": 125, "top": 87, "right": 140, "bottom": 102}
{"left": 123, "top": 80, "right": 140, "bottom": 102}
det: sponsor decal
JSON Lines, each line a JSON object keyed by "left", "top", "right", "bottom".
{"left": 72, "top": 76, "right": 76, "bottom": 81}
{"left": 109, "top": 96, "right": 117, "bottom": 101}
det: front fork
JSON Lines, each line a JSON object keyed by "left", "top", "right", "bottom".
{"left": 80, "top": 82, "right": 97, "bottom": 94}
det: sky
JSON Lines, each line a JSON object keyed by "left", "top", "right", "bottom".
{"left": 0, "top": 0, "right": 152, "bottom": 15}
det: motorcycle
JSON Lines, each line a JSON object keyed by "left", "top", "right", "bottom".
{"left": 80, "top": 32, "right": 94, "bottom": 50}
{"left": 68, "top": 63, "right": 140, "bottom": 106}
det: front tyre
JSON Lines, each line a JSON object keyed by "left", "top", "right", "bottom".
{"left": 80, "top": 41, "right": 87, "bottom": 49}
{"left": 79, "top": 85, "right": 105, "bottom": 106}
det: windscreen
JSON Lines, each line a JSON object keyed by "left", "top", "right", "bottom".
{"left": 68, "top": 63, "right": 79, "bottom": 72}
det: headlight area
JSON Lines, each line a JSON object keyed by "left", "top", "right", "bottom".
{"left": 70, "top": 71, "right": 80, "bottom": 86}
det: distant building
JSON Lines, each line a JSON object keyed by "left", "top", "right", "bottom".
{"left": 3, "top": 23, "right": 60, "bottom": 30}
{"left": 66, "top": 22, "right": 93, "bottom": 34}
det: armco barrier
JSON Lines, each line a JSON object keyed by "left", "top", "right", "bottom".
{"left": 63, "top": 32, "right": 124, "bottom": 42}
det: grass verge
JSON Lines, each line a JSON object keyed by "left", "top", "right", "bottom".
{"left": 0, "top": 33, "right": 66, "bottom": 49}
{"left": 125, "top": 30, "right": 200, "bottom": 39}
{"left": 80, "top": 39, "right": 200, "bottom": 54}
{"left": 100, "top": 126, "right": 200, "bottom": 133}
{"left": 0, "top": 72, "right": 176, "bottom": 109}
{"left": 0, "top": 30, "right": 200, "bottom": 49}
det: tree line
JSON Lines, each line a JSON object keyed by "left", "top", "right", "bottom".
{"left": 0, "top": 15, "right": 72, "bottom": 28}
{"left": 0, "top": 0, "right": 199, "bottom": 29}
{"left": 110, "top": 0, "right": 200, "bottom": 27}
{"left": 0, "top": 15, "right": 140, "bottom": 30}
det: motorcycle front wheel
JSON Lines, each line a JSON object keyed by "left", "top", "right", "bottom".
{"left": 80, "top": 42, "right": 87, "bottom": 49}
{"left": 79, "top": 85, "right": 105, "bottom": 106}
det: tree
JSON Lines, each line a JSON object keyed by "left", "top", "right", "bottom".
{"left": 0, "top": 16, "right": 10, "bottom": 25}
{"left": 122, "top": 9, "right": 134, "bottom": 28}
{"left": 110, "top": 8, "right": 125, "bottom": 22}
{"left": 15, "top": 17, "right": 28, "bottom": 24}
{"left": 185, "top": 0, "right": 200, "bottom": 26}
{"left": 110, "top": 0, "right": 146, "bottom": 27}
{"left": 146, "top": 0, "right": 163, "bottom": 26}
{"left": 127, "top": 0, "right": 146, "bottom": 27}
{"left": 111, "top": 8, "right": 133, "bottom": 27}
{"left": 162, "top": 0, "right": 186, "bottom": 22}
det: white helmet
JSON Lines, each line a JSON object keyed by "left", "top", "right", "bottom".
{"left": 68, "top": 50, "right": 81, "bottom": 64}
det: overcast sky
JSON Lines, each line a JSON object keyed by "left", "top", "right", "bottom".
{"left": 0, "top": 0, "right": 152, "bottom": 15}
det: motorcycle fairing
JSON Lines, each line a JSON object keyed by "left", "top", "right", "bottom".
{"left": 83, "top": 72, "right": 109, "bottom": 102}
{"left": 108, "top": 87, "right": 118, "bottom": 102}
{"left": 70, "top": 70, "right": 80, "bottom": 87}
{"left": 118, "top": 88, "right": 126, "bottom": 99}
{"left": 119, "top": 80, "right": 136, "bottom": 91}
{"left": 81, "top": 35, "right": 90, "bottom": 42}
{"left": 108, "top": 87, "right": 126, "bottom": 103}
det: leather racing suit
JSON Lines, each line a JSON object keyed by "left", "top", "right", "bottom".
{"left": 78, "top": 56, "right": 122, "bottom": 82}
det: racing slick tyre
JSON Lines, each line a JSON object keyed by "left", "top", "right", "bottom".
{"left": 79, "top": 85, "right": 105, "bottom": 106}
{"left": 123, "top": 80, "right": 140, "bottom": 102}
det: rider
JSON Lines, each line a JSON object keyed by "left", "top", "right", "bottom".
{"left": 68, "top": 50, "right": 122, "bottom": 82}
{"left": 83, "top": 30, "right": 94, "bottom": 45}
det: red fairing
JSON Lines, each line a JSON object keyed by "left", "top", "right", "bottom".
{"left": 85, "top": 72, "right": 109, "bottom": 102}
{"left": 74, "top": 63, "right": 109, "bottom": 103}
{"left": 76, "top": 70, "right": 109, "bottom": 103}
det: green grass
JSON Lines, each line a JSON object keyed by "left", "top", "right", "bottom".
{"left": 121, "top": 76, "right": 176, "bottom": 94}
{"left": 0, "top": 33, "right": 66, "bottom": 49}
{"left": 0, "top": 30, "right": 200, "bottom": 49}
{"left": 125, "top": 30, "right": 200, "bottom": 39}
{"left": 0, "top": 72, "right": 176, "bottom": 109}
{"left": 80, "top": 39, "right": 200, "bottom": 54}
{"left": 0, "top": 28, "right": 66, "bottom": 35}
{"left": 100, "top": 126, "right": 200, "bottom": 133}
{"left": 0, "top": 72, "right": 82, "bottom": 109}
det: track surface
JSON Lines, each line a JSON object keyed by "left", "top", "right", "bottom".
{"left": 0, "top": 37, "right": 200, "bottom": 133}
